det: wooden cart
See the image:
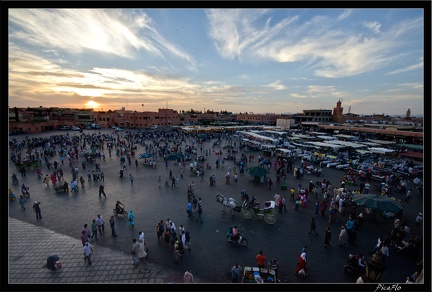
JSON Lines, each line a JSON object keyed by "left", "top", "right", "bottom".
{"left": 242, "top": 266, "right": 276, "bottom": 283}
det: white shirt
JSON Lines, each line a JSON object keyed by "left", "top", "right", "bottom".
{"left": 96, "top": 216, "right": 104, "bottom": 226}
{"left": 181, "top": 233, "right": 186, "bottom": 246}
{"left": 83, "top": 243, "right": 93, "bottom": 256}
{"left": 139, "top": 232, "right": 144, "bottom": 242}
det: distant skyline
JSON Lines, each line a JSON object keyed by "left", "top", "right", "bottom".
{"left": 8, "top": 7, "right": 425, "bottom": 116}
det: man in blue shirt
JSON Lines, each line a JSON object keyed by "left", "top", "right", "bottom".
{"left": 186, "top": 201, "right": 193, "bottom": 217}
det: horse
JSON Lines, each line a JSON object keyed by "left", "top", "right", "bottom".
{"left": 216, "top": 194, "right": 242, "bottom": 216}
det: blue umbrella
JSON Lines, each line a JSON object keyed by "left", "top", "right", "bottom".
{"left": 139, "top": 153, "right": 153, "bottom": 159}
{"left": 351, "top": 194, "right": 404, "bottom": 213}
{"left": 245, "top": 166, "right": 267, "bottom": 177}
{"left": 164, "top": 152, "right": 184, "bottom": 161}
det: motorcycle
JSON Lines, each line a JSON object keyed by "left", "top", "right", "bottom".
{"left": 226, "top": 227, "right": 248, "bottom": 247}
{"left": 113, "top": 201, "right": 128, "bottom": 217}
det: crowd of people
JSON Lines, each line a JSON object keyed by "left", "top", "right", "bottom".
{"left": 9, "top": 127, "right": 423, "bottom": 284}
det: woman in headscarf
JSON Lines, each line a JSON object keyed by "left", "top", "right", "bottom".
{"left": 338, "top": 226, "right": 348, "bottom": 246}
{"left": 295, "top": 252, "right": 307, "bottom": 275}
{"left": 128, "top": 210, "right": 135, "bottom": 228}
{"left": 138, "top": 238, "right": 147, "bottom": 261}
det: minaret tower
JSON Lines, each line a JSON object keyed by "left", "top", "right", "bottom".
{"left": 406, "top": 108, "right": 411, "bottom": 119}
{"left": 332, "top": 99, "right": 344, "bottom": 123}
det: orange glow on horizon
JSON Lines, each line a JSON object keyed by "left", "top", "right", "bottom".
{"left": 85, "top": 100, "right": 101, "bottom": 108}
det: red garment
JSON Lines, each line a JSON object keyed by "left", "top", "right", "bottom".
{"left": 256, "top": 254, "right": 266, "bottom": 267}
{"left": 295, "top": 256, "right": 306, "bottom": 273}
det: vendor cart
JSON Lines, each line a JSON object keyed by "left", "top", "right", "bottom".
{"left": 242, "top": 266, "right": 276, "bottom": 283}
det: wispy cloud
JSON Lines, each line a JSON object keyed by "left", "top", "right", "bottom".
{"left": 9, "top": 9, "right": 196, "bottom": 68}
{"left": 397, "top": 83, "right": 423, "bottom": 90}
{"left": 337, "top": 9, "right": 352, "bottom": 21}
{"left": 206, "top": 9, "right": 296, "bottom": 61}
{"left": 387, "top": 61, "right": 423, "bottom": 75}
{"left": 265, "top": 80, "right": 287, "bottom": 90}
{"left": 205, "top": 9, "right": 421, "bottom": 79}
{"left": 363, "top": 21, "right": 382, "bottom": 34}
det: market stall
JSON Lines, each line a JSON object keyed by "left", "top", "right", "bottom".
{"left": 242, "top": 266, "right": 276, "bottom": 283}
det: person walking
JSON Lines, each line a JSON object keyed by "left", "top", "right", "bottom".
{"left": 90, "top": 219, "right": 98, "bottom": 240}
{"left": 308, "top": 217, "right": 318, "bottom": 235}
{"left": 158, "top": 176, "right": 162, "bottom": 188}
{"left": 96, "top": 214, "right": 105, "bottom": 235}
{"left": 290, "top": 187, "right": 295, "bottom": 201}
{"left": 98, "top": 183, "right": 106, "bottom": 198}
{"left": 138, "top": 238, "right": 147, "bottom": 262}
{"left": 255, "top": 250, "right": 266, "bottom": 268}
{"left": 282, "top": 196, "right": 287, "bottom": 212}
{"left": 80, "top": 176, "right": 85, "bottom": 189}
{"left": 404, "top": 189, "right": 413, "bottom": 203}
{"left": 295, "top": 199, "right": 300, "bottom": 211}
{"left": 338, "top": 226, "right": 348, "bottom": 246}
{"left": 184, "top": 270, "right": 194, "bottom": 283}
{"left": 278, "top": 197, "right": 284, "bottom": 213}
{"left": 274, "top": 193, "right": 281, "bottom": 208}
{"left": 82, "top": 224, "right": 91, "bottom": 241}
{"left": 131, "top": 238, "right": 140, "bottom": 266}
{"left": 364, "top": 182, "right": 370, "bottom": 194}
{"left": 315, "top": 201, "right": 319, "bottom": 216}
{"left": 268, "top": 258, "right": 279, "bottom": 279}
{"left": 19, "top": 195, "right": 26, "bottom": 210}
{"left": 294, "top": 252, "right": 307, "bottom": 276}
{"left": 83, "top": 241, "right": 93, "bottom": 265}
{"left": 128, "top": 210, "right": 135, "bottom": 228}
{"left": 415, "top": 213, "right": 423, "bottom": 230}
{"left": 196, "top": 203, "right": 203, "bottom": 223}
{"left": 129, "top": 174, "right": 134, "bottom": 185}
{"left": 156, "top": 220, "right": 164, "bottom": 244}
{"left": 186, "top": 201, "right": 193, "bottom": 217}
{"left": 109, "top": 216, "right": 118, "bottom": 237}
{"left": 231, "top": 263, "right": 242, "bottom": 283}
{"left": 80, "top": 231, "right": 88, "bottom": 247}
{"left": 324, "top": 226, "right": 332, "bottom": 247}
{"left": 33, "top": 201, "right": 42, "bottom": 219}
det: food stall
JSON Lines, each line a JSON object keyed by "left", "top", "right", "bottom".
{"left": 242, "top": 266, "right": 276, "bottom": 283}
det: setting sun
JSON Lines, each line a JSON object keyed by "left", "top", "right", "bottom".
{"left": 85, "top": 100, "right": 101, "bottom": 108}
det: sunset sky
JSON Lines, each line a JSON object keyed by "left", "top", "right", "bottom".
{"left": 8, "top": 7, "right": 425, "bottom": 116}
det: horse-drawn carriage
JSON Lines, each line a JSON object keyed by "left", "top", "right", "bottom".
{"left": 216, "top": 194, "right": 277, "bottom": 224}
